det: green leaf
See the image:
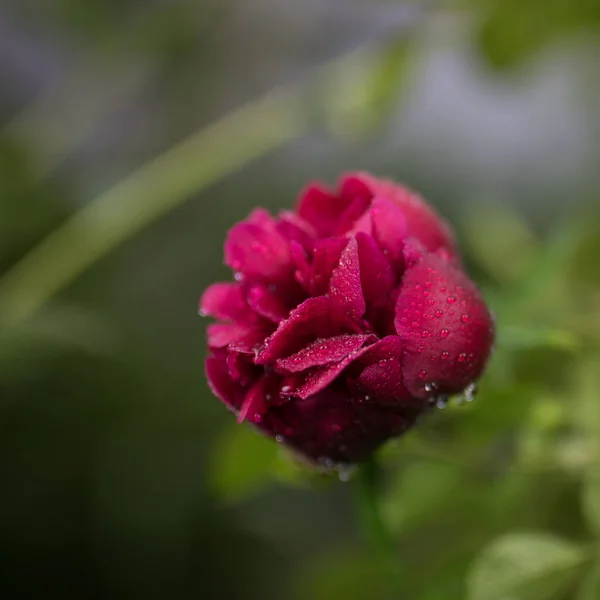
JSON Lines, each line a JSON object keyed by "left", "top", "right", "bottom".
{"left": 467, "top": 533, "right": 587, "bottom": 600}
{"left": 208, "top": 424, "right": 279, "bottom": 505}
{"left": 582, "top": 467, "right": 600, "bottom": 537}
{"left": 577, "top": 557, "right": 600, "bottom": 600}
{"left": 497, "top": 326, "right": 580, "bottom": 353}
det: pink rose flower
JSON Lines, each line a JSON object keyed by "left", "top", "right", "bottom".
{"left": 201, "top": 172, "right": 494, "bottom": 465}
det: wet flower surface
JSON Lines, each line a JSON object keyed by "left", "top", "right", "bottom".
{"left": 201, "top": 172, "right": 494, "bottom": 465}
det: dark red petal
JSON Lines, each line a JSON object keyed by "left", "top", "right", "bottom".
{"left": 355, "top": 336, "right": 414, "bottom": 405}
{"left": 356, "top": 232, "right": 394, "bottom": 308}
{"left": 340, "top": 172, "right": 457, "bottom": 257}
{"left": 370, "top": 197, "right": 407, "bottom": 268}
{"left": 259, "top": 388, "right": 417, "bottom": 464}
{"left": 347, "top": 209, "right": 373, "bottom": 237}
{"left": 339, "top": 173, "right": 373, "bottom": 202}
{"left": 329, "top": 237, "right": 366, "bottom": 322}
{"left": 246, "top": 284, "right": 288, "bottom": 323}
{"left": 228, "top": 326, "right": 271, "bottom": 354}
{"left": 255, "top": 296, "right": 336, "bottom": 364}
{"left": 309, "top": 237, "right": 349, "bottom": 296}
{"left": 296, "top": 183, "right": 349, "bottom": 237}
{"left": 207, "top": 323, "right": 251, "bottom": 348}
{"left": 295, "top": 343, "right": 373, "bottom": 399}
{"left": 238, "top": 377, "right": 269, "bottom": 423}
{"left": 275, "top": 334, "right": 371, "bottom": 374}
{"left": 334, "top": 196, "right": 371, "bottom": 235}
{"left": 206, "top": 350, "right": 244, "bottom": 411}
{"left": 200, "top": 283, "right": 252, "bottom": 323}
{"left": 226, "top": 351, "right": 256, "bottom": 386}
{"left": 394, "top": 251, "right": 494, "bottom": 398}
{"left": 225, "top": 210, "right": 292, "bottom": 281}
{"left": 276, "top": 211, "right": 317, "bottom": 251}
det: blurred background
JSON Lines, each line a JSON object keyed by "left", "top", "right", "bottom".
{"left": 1, "top": 1, "right": 600, "bottom": 598}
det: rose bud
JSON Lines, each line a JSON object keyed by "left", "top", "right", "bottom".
{"left": 201, "top": 172, "right": 494, "bottom": 466}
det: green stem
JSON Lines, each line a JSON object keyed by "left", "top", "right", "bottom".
{"left": 354, "top": 457, "right": 401, "bottom": 593}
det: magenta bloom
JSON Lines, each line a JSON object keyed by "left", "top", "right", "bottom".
{"left": 201, "top": 172, "right": 494, "bottom": 465}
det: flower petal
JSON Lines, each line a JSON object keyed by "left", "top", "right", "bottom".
{"left": 309, "top": 237, "right": 348, "bottom": 296}
{"left": 206, "top": 350, "right": 244, "bottom": 411}
{"left": 296, "top": 183, "right": 349, "bottom": 237}
{"left": 238, "top": 377, "right": 269, "bottom": 423}
{"left": 371, "top": 197, "right": 407, "bottom": 269}
{"left": 355, "top": 336, "right": 414, "bottom": 405}
{"left": 225, "top": 210, "right": 292, "bottom": 281}
{"left": 329, "top": 237, "right": 366, "bottom": 322}
{"left": 226, "top": 351, "right": 256, "bottom": 386}
{"left": 255, "top": 296, "right": 337, "bottom": 364}
{"left": 356, "top": 232, "right": 394, "bottom": 308}
{"left": 340, "top": 172, "right": 457, "bottom": 257}
{"left": 200, "top": 283, "right": 253, "bottom": 323}
{"left": 394, "top": 251, "right": 494, "bottom": 398}
{"left": 276, "top": 211, "right": 316, "bottom": 250}
{"left": 246, "top": 284, "right": 288, "bottom": 323}
{"left": 294, "top": 343, "right": 373, "bottom": 399}
{"left": 275, "top": 334, "right": 371, "bottom": 374}
{"left": 207, "top": 323, "right": 251, "bottom": 348}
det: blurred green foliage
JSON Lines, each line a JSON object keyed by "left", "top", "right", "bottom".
{"left": 1, "top": 0, "right": 600, "bottom": 599}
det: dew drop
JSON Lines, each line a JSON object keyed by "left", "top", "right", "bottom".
{"left": 461, "top": 314, "right": 469, "bottom": 323}
{"left": 435, "top": 309, "right": 443, "bottom": 318}
{"left": 418, "top": 369, "right": 427, "bottom": 379}
{"left": 464, "top": 382, "right": 478, "bottom": 402}
{"left": 424, "top": 382, "right": 438, "bottom": 393}
{"left": 275, "top": 435, "right": 284, "bottom": 443}
{"left": 440, "top": 286, "right": 447, "bottom": 293}
{"left": 421, "top": 329, "right": 430, "bottom": 338}
{"left": 338, "top": 469, "right": 352, "bottom": 482}
{"left": 435, "top": 396, "right": 449, "bottom": 409}
{"left": 234, "top": 272, "right": 243, "bottom": 281}
{"left": 440, "top": 328, "right": 449, "bottom": 338}
{"left": 417, "top": 345, "right": 424, "bottom": 353}
{"left": 457, "top": 352, "right": 467, "bottom": 362}
{"left": 280, "top": 385, "right": 291, "bottom": 393}
{"left": 441, "top": 351, "right": 450, "bottom": 360}
{"left": 447, "top": 296, "right": 456, "bottom": 304}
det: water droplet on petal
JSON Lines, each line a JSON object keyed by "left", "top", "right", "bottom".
{"left": 440, "top": 328, "right": 449, "bottom": 338}
{"left": 447, "top": 296, "right": 456, "bottom": 304}
{"left": 435, "top": 396, "right": 449, "bottom": 409}
{"left": 461, "top": 314, "right": 469, "bottom": 323}
{"left": 464, "top": 382, "right": 478, "bottom": 402}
